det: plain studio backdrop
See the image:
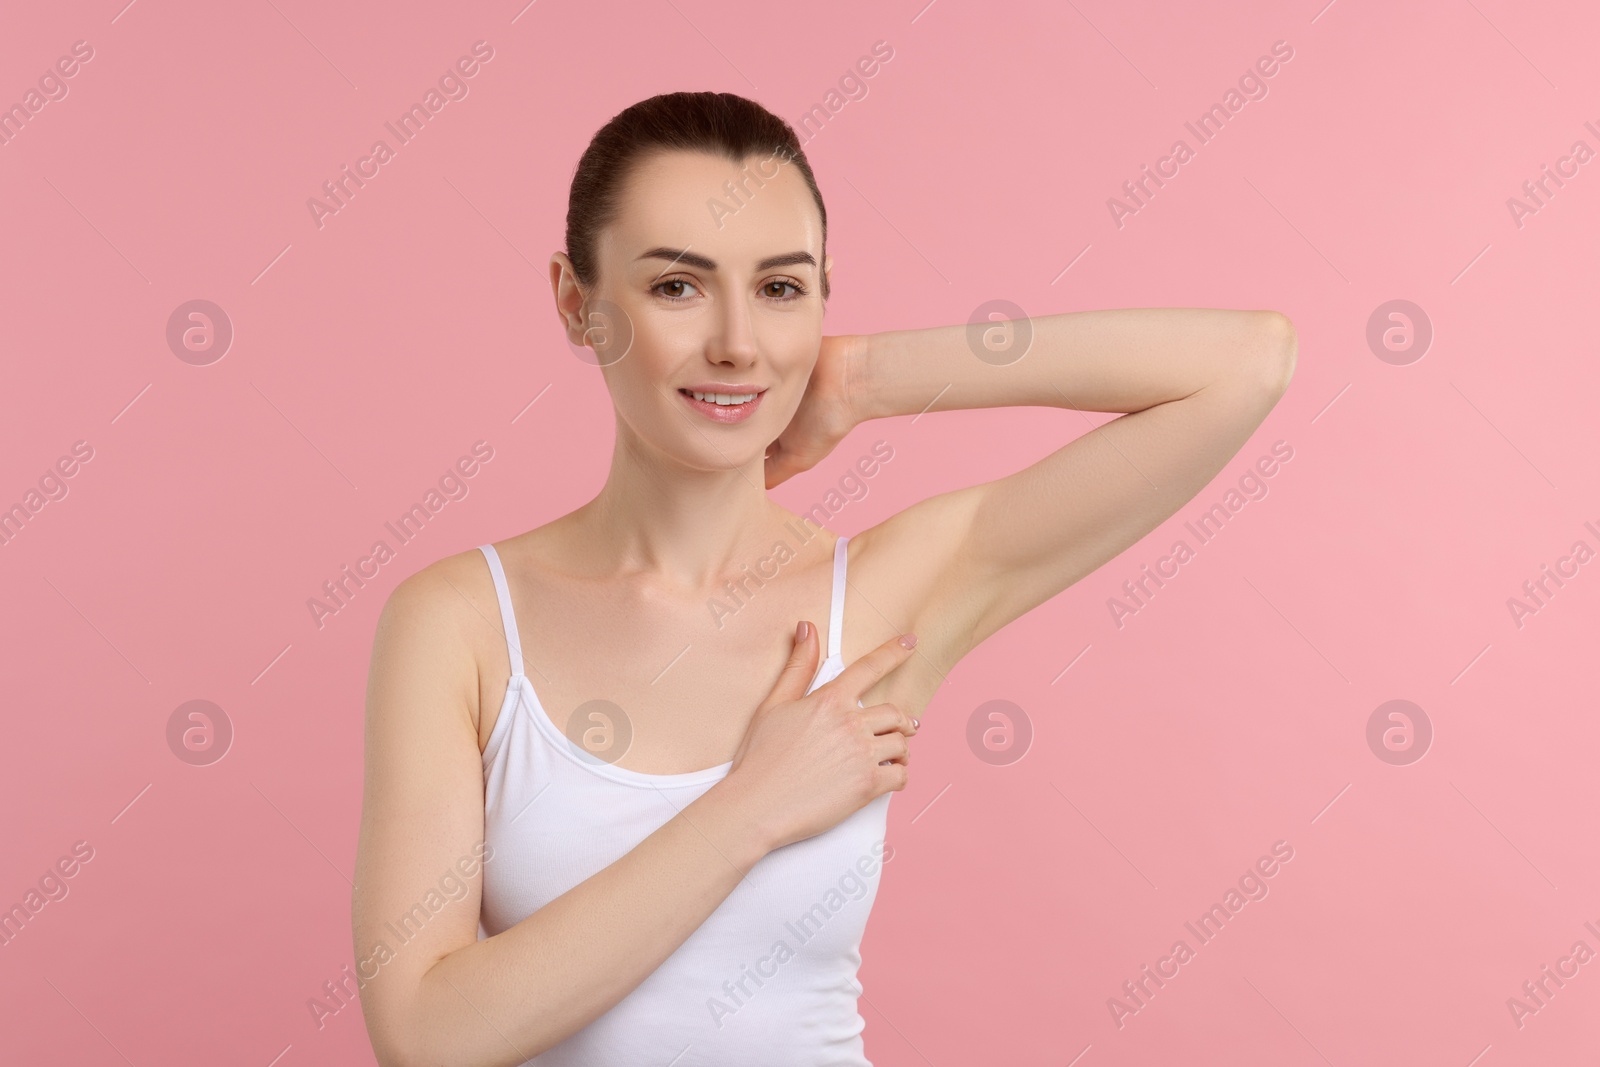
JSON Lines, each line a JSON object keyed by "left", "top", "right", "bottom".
{"left": 2, "top": 1, "right": 1598, "bottom": 1064}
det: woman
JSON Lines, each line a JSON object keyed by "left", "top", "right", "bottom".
{"left": 351, "top": 91, "right": 1295, "bottom": 1066}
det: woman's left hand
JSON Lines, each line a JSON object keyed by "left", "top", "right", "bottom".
{"left": 765, "top": 334, "right": 866, "bottom": 489}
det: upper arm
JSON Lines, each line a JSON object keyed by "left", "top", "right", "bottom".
{"left": 859, "top": 312, "right": 1296, "bottom": 670}
{"left": 352, "top": 557, "right": 491, "bottom": 1060}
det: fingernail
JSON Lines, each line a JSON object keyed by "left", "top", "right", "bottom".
{"left": 911, "top": 718, "right": 920, "bottom": 731}
{"left": 898, "top": 633, "right": 918, "bottom": 649}
{"left": 796, "top": 621, "right": 810, "bottom": 642}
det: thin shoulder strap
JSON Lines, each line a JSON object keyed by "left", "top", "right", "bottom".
{"left": 477, "top": 544, "right": 524, "bottom": 677}
{"left": 829, "top": 535, "right": 849, "bottom": 661}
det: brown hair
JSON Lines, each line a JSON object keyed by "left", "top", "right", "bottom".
{"left": 564, "top": 91, "right": 829, "bottom": 302}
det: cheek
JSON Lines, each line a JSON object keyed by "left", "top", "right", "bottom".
{"left": 600, "top": 340, "right": 670, "bottom": 400}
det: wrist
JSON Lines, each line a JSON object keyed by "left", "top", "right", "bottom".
{"left": 696, "top": 773, "right": 780, "bottom": 865}
{"left": 840, "top": 332, "right": 876, "bottom": 426}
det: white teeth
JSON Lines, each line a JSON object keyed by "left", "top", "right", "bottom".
{"left": 688, "top": 390, "right": 758, "bottom": 405}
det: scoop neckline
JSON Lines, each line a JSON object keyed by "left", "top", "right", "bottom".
{"left": 510, "top": 656, "right": 842, "bottom": 788}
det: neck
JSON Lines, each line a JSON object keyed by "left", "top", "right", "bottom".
{"left": 566, "top": 424, "right": 815, "bottom": 592}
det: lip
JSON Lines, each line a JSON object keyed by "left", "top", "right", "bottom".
{"left": 680, "top": 383, "right": 767, "bottom": 394}
{"left": 677, "top": 386, "right": 766, "bottom": 424}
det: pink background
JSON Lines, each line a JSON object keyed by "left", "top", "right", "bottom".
{"left": 3, "top": 0, "right": 1598, "bottom": 1063}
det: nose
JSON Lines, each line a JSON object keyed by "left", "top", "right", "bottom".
{"left": 710, "top": 292, "right": 759, "bottom": 369}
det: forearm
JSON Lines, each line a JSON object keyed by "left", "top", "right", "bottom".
{"left": 848, "top": 308, "right": 1293, "bottom": 421}
{"left": 379, "top": 779, "right": 770, "bottom": 1067}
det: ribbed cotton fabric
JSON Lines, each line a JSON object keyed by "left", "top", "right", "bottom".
{"left": 476, "top": 535, "right": 892, "bottom": 1066}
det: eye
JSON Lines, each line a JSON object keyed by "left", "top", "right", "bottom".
{"left": 652, "top": 278, "right": 700, "bottom": 302}
{"left": 650, "top": 276, "right": 811, "bottom": 303}
{"left": 763, "top": 278, "right": 809, "bottom": 301}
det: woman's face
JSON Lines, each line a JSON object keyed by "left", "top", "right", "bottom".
{"left": 557, "top": 148, "right": 830, "bottom": 473}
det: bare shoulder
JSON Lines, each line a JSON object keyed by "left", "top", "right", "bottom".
{"left": 369, "top": 544, "right": 504, "bottom": 738}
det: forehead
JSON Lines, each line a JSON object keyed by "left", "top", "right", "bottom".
{"left": 603, "top": 149, "right": 822, "bottom": 269}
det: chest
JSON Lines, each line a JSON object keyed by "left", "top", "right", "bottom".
{"left": 476, "top": 560, "right": 841, "bottom": 774}
{"left": 482, "top": 756, "right": 895, "bottom": 948}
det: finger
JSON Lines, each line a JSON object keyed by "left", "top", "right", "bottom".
{"left": 872, "top": 759, "right": 911, "bottom": 794}
{"left": 824, "top": 631, "right": 919, "bottom": 702}
{"left": 766, "top": 448, "right": 814, "bottom": 489}
{"left": 764, "top": 443, "right": 798, "bottom": 489}
{"left": 764, "top": 455, "right": 792, "bottom": 490}
{"left": 872, "top": 733, "right": 909, "bottom": 769}
{"left": 858, "top": 703, "right": 917, "bottom": 737}
{"left": 765, "top": 439, "right": 823, "bottom": 489}
{"left": 761, "top": 619, "right": 821, "bottom": 709}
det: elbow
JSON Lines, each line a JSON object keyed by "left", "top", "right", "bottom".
{"left": 375, "top": 1038, "right": 475, "bottom": 1067}
{"left": 368, "top": 1042, "right": 408, "bottom": 1067}
{"left": 366, "top": 1023, "right": 420, "bottom": 1067}
{"left": 1252, "top": 310, "right": 1297, "bottom": 396}
{"left": 366, "top": 992, "right": 554, "bottom": 1067}
{"left": 363, "top": 1002, "right": 434, "bottom": 1067}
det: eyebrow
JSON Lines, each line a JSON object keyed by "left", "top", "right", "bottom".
{"left": 635, "top": 246, "right": 817, "bottom": 274}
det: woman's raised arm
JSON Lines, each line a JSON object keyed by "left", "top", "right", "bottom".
{"left": 798, "top": 309, "right": 1297, "bottom": 670}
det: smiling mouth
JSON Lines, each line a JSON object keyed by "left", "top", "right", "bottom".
{"left": 677, "top": 388, "right": 766, "bottom": 423}
{"left": 678, "top": 388, "right": 763, "bottom": 404}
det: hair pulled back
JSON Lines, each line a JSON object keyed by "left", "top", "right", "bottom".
{"left": 564, "top": 91, "right": 829, "bottom": 301}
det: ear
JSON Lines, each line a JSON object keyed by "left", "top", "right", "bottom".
{"left": 549, "top": 252, "right": 589, "bottom": 344}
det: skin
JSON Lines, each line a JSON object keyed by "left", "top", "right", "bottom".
{"left": 352, "top": 147, "right": 1297, "bottom": 1067}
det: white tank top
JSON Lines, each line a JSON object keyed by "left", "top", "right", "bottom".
{"left": 475, "top": 535, "right": 893, "bottom": 1066}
